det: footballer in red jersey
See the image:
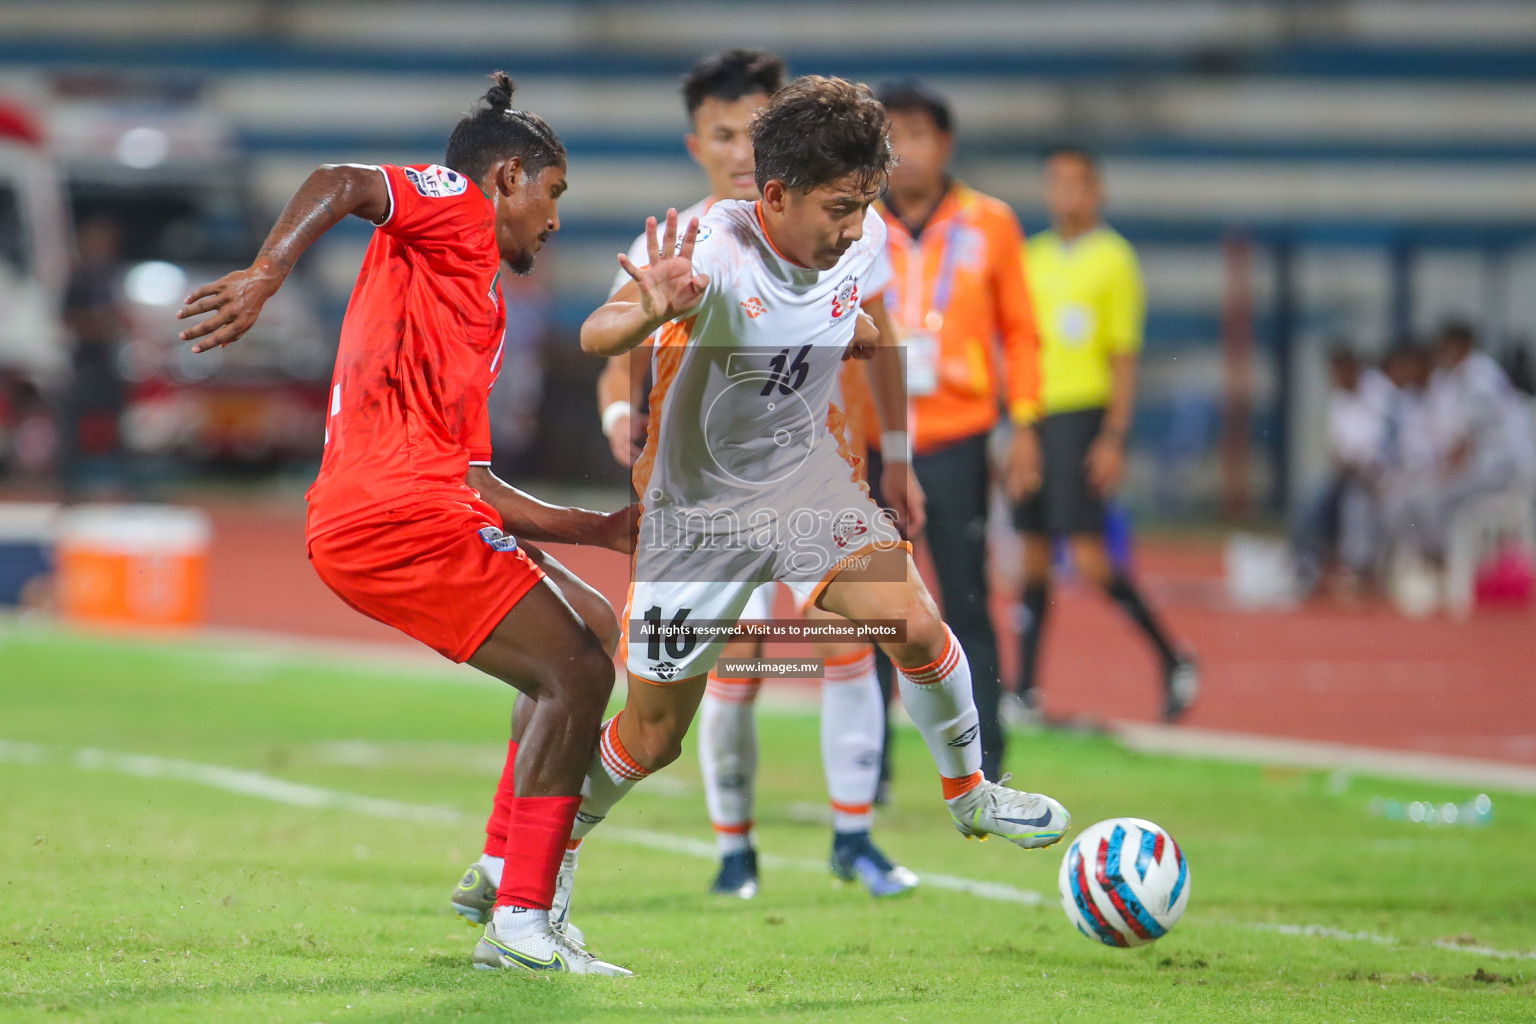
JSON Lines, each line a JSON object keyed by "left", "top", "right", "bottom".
{"left": 176, "top": 74, "right": 633, "bottom": 976}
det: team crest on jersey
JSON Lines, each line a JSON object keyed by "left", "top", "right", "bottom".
{"left": 404, "top": 164, "right": 469, "bottom": 198}
{"left": 829, "top": 274, "right": 859, "bottom": 323}
{"left": 740, "top": 296, "right": 767, "bottom": 319}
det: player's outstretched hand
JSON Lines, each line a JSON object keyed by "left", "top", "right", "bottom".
{"left": 616, "top": 208, "right": 709, "bottom": 326}
{"left": 176, "top": 264, "right": 283, "bottom": 353}
{"left": 843, "top": 310, "right": 879, "bottom": 361}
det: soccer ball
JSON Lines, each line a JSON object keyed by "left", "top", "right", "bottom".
{"left": 1058, "top": 817, "right": 1189, "bottom": 947}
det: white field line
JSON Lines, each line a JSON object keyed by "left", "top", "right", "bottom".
{"left": 1114, "top": 722, "right": 1536, "bottom": 795}
{"left": 6, "top": 740, "right": 1535, "bottom": 960}
{"left": 1239, "top": 922, "right": 1536, "bottom": 962}
{"left": 13, "top": 618, "right": 1536, "bottom": 793}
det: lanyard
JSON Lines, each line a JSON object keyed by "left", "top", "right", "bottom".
{"left": 929, "top": 215, "right": 965, "bottom": 321}
{"left": 899, "top": 202, "right": 966, "bottom": 331}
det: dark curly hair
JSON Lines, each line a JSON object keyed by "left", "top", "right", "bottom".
{"left": 750, "top": 76, "right": 893, "bottom": 195}
{"left": 444, "top": 72, "right": 565, "bottom": 184}
{"left": 682, "top": 48, "right": 786, "bottom": 119}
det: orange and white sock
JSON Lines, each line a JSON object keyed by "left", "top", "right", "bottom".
{"left": 895, "top": 625, "right": 984, "bottom": 791}
{"left": 821, "top": 647, "right": 882, "bottom": 833}
{"left": 698, "top": 670, "right": 760, "bottom": 855}
{"left": 570, "top": 713, "right": 650, "bottom": 843}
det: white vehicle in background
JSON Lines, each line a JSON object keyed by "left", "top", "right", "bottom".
{"left": 0, "top": 96, "right": 70, "bottom": 476}
{"left": 49, "top": 88, "right": 332, "bottom": 467}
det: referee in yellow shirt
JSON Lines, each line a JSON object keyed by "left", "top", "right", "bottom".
{"left": 1006, "top": 149, "right": 1198, "bottom": 723}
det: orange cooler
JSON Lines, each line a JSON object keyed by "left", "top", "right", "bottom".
{"left": 57, "top": 506, "right": 211, "bottom": 627}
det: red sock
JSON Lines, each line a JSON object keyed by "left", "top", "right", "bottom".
{"left": 483, "top": 740, "right": 518, "bottom": 858}
{"left": 496, "top": 795, "right": 582, "bottom": 910}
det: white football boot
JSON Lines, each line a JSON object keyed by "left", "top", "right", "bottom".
{"left": 948, "top": 775, "right": 1070, "bottom": 850}
{"left": 472, "top": 907, "right": 630, "bottom": 976}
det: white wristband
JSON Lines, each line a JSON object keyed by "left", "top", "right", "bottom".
{"left": 880, "top": 430, "right": 912, "bottom": 464}
{"left": 601, "top": 400, "right": 632, "bottom": 439}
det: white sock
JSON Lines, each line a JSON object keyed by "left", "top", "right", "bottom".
{"left": 895, "top": 625, "right": 984, "bottom": 783}
{"left": 699, "top": 672, "right": 760, "bottom": 855}
{"left": 570, "top": 714, "right": 650, "bottom": 843}
{"left": 491, "top": 904, "right": 548, "bottom": 940}
{"left": 820, "top": 648, "right": 882, "bottom": 833}
{"left": 476, "top": 853, "right": 505, "bottom": 888}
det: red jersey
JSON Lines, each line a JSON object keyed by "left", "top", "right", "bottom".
{"left": 306, "top": 163, "right": 506, "bottom": 540}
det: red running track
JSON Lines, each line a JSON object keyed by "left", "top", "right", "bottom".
{"left": 199, "top": 501, "right": 1536, "bottom": 767}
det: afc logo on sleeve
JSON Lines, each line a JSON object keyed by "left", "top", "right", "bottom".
{"left": 404, "top": 165, "right": 470, "bottom": 198}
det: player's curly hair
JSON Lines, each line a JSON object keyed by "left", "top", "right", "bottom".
{"left": 750, "top": 76, "right": 893, "bottom": 195}
{"left": 444, "top": 72, "right": 566, "bottom": 185}
{"left": 682, "top": 48, "right": 786, "bottom": 118}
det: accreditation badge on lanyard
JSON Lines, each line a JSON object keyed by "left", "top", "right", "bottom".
{"left": 902, "top": 214, "right": 965, "bottom": 398}
{"left": 904, "top": 314, "right": 943, "bottom": 397}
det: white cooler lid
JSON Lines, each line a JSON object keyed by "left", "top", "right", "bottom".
{"left": 0, "top": 503, "right": 61, "bottom": 543}
{"left": 58, "top": 505, "right": 212, "bottom": 555}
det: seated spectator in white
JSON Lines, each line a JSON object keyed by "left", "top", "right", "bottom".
{"left": 1429, "top": 322, "right": 1536, "bottom": 510}
{"left": 1296, "top": 347, "right": 1391, "bottom": 592}
{"left": 1378, "top": 345, "right": 1444, "bottom": 563}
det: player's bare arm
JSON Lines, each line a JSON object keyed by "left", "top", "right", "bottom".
{"left": 858, "top": 294, "right": 927, "bottom": 535}
{"left": 466, "top": 466, "right": 638, "bottom": 554}
{"left": 176, "top": 164, "right": 390, "bottom": 352}
{"left": 581, "top": 208, "right": 708, "bottom": 357}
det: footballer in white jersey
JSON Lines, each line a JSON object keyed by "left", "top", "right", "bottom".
{"left": 623, "top": 198, "right": 899, "bottom": 681}
{"left": 574, "top": 83, "right": 1070, "bottom": 962}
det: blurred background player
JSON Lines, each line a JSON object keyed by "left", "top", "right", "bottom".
{"left": 874, "top": 80, "right": 1040, "bottom": 781}
{"left": 1008, "top": 148, "right": 1199, "bottom": 724}
{"left": 595, "top": 50, "right": 918, "bottom": 901}
{"left": 177, "top": 75, "right": 635, "bottom": 976}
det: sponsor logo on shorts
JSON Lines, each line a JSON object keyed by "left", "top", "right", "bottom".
{"left": 477, "top": 526, "right": 519, "bottom": 552}
{"left": 831, "top": 510, "right": 868, "bottom": 550}
{"left": 404, "top": 164, "right": 469, "bottom": 197}
{"left": 651, "top": 660, "right": 682, "bottom": 681}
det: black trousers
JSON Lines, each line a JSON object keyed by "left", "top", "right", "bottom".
{"left": 911, "top": 431, "right": 1006, "bottom": 780}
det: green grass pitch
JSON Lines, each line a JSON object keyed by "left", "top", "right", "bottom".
{"left": 1, "top": 623, "right": 1532, "bottom": 1022}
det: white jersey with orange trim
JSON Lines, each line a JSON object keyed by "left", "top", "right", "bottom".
{"left": 635, "top": 199, "right": 890, "bottom": 513}
{"left": 623, "top": 199, "right": 901, "bottom": 684}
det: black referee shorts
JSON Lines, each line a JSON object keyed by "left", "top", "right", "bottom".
{"left": 1012, "top": 406, "right": 1107, "bottom": 536}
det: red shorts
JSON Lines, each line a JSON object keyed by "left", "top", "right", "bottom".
{"left": 307, "top": 499, "right": 546, "bottom": 663}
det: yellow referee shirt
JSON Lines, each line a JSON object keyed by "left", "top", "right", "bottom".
{"left": 1023, "top": 225, "right": 1144, "bottom": 416}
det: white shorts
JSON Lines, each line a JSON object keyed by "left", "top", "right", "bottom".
{"left": 623, "top": 478, "right": 901, "bottom": 683}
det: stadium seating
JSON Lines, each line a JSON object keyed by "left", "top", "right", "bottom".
{"left": 3, "top": 0, "right": 1534, "bottom": 510}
